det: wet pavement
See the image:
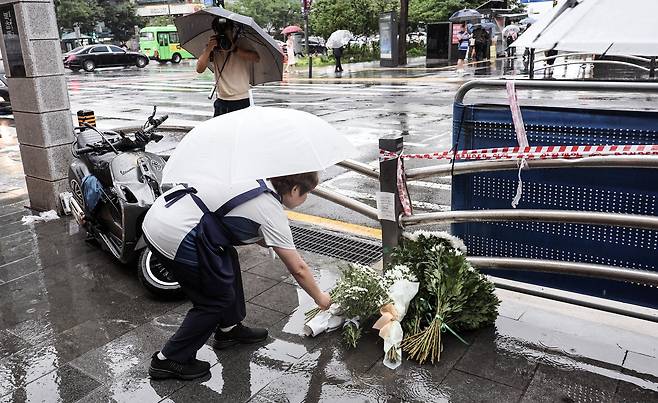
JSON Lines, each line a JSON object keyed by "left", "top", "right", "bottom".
{"left": 1, "top": 198, "right": 657, "bottom": 402}
{"left": 1, "top": 56, "right": 658, "bottom": 401}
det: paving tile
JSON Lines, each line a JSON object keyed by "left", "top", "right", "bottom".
{"left": 520, "top": 364, "right": 617, "bottom": 403}
{"left": 517, "top": 304, "right": 656, "bottom": 360}
{"left": 74, "top": 345, "right": 219, "bottom": 403}
{"left": 0, "top": 330, "right": 29, "bottom": 361}
{"left": 254, "top": 331, "right": 390, "bottom": 403}
{"left": 367, "top": 330, "right": 472, "bottom": 401}
{"left": 243, "top": 303, "right": 287, "bottom": 329}
{"left": 623, "top": 351, "right": 658, "bottom": 379}
{"left": 0, "top": 255, "right": 40, "bottom": 284}
{"left": 249, "top": 282, "right": 303, "bottom": 315}
{"left": 241, "top": 271, "right": 278, "bottom": 301}
{"left": 1, "top": 271, "right": 137, "bottom": 334}
{"left": 439, "top": 369, "right": 523, "bottom": 403}
{"left": 236, "top": 244, "right": 271, "bottom": 271}
{"left": 0, "top": 364, "right": 100, "bottom": 403}
{"left": 68, "top": 322, "right": 173, "bottom": 384}
{"left": 614, "top": 379, "right": 658, "bottom": 403}
{"left": 169, "top": 336, "right": 310, "bottom": 402}
{"left": 247, "top": 258, "right": 290, "bottom": 282}
{"left": 454, "top": 325, "right": 537, "bottom": 389}
{"left": 0, "top": 344, "right": 70, "bottom": 397}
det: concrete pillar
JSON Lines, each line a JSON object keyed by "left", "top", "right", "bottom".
{"left": 0, "top": 0, "right": 73, "bottom": 212}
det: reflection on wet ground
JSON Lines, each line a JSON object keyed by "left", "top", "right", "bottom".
{"left": 0, "top": 197, "right": 657, "bottom": 402}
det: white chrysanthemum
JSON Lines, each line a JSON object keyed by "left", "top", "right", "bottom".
{"left": 403, "top": 230, "right": 467, "bottom": 253}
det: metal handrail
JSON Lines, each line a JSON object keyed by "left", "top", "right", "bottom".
{"left": 533, "top": 60, "right": 651, "bottom": 73}
{"left": 337, "top": 159, "right": 379, "bottom": 179}
{"left": 455, "top": 79, "right": 658, "bottom": 104}
{"left": 532, "top": 52, "right": 652, "bottom": 64}
{"left": 469, "top": 257, "right": 658, "bottom": 287}
{"left": 311, "top": 185, "right": 379, "bottom": 221}
{"left": 401, "top": 209, "right": 658, "bottom": 231}
{"left": 405, "top": 155, "right": 658, "bottom": 180}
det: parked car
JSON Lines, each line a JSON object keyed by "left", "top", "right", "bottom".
{"left": 63, "top": 44, "right": 149, "bottom": 72}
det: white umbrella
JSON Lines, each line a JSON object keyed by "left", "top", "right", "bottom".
{"left": 513, "top": 0, "right": 658, "bottom": 56}
{"left": 325, "top": 30, "right": 353, "bottom": 49}
{"left": 162, "top": 107, "right": 357, "bottom": 184}
{"left": 502, "top": 24, "right": 520, "bottom": 37}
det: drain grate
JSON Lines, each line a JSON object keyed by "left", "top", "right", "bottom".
{"left": 291, "top": 225, "right": 382, "bottom": 265}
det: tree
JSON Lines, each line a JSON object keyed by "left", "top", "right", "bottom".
{"left": 408, "top": 0, "right": 482, "bottom": 26}
{"left": 100, "top": 1, "right": 144, "bottom": 43}
{"left": 54, "top": 0, "right": 101, "bottom": 34}
{"left": 310, "top": 0, "right": 397, "bottom": 39}
{"left": 230, "top": 0, "right": 301, "bottom": 36}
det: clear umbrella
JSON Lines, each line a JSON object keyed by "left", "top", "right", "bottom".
{"left": 325, "top": 30, "right": 353, "bottom": 49}
{"left": 174, "top": 7, "right": 284, "bottom": 86}
{"left": 162, "top": 107, "right": 357, "bottom": 184}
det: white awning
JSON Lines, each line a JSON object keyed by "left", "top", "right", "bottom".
{"left": 512, "top": 0, "right": 658, "bottom": 56}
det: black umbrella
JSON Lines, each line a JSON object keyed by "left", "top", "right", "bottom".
{"left": 175, "top": 7, "right": 284, "bottom": 85}
{"left": 449, "top": 9, "right": 482, "bottom": 23}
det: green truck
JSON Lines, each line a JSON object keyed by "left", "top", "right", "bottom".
{"left": 139, "top": 25, "right": 194, "bottom": 63}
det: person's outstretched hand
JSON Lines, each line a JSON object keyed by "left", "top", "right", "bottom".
{"left": 315, "top": 291, "right": 332, "bottom": 311}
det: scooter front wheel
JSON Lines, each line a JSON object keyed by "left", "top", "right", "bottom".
{"left": 138, "top": 248, "right": 183, "bottom": 299}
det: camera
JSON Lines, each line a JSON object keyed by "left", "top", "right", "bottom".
{"left": 212, "top": 17, "right": 233, "bottom": 51}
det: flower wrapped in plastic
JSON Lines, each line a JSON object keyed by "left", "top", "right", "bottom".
{"left": 305, "top": 263, "right": 388, "bottom": 348}
{"left": 372, "top": 265, "right": 419, "bottom": 369}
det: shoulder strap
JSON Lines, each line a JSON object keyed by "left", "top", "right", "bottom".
{"left": 215, "top": 180, "right": 281, "bottom": 217}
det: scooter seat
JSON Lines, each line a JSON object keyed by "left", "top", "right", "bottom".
{"left": 76, "top": 130, "right": 122, "bottom": 148}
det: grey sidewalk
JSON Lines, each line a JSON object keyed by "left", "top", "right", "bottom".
{"left": 1, "top": 153, "right": 658, "bottom": 401}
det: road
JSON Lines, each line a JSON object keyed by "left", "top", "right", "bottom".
{"left": 63, "top": 60, "right": 658, "bottom": 229}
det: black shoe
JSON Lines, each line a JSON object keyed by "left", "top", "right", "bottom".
{"left": 148, "top": 352, "right": 210, "bottom": 380}
{"left": 213, "top": 323, "right": 268, "bottom": 350}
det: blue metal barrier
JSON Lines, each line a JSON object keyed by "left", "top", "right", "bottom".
{"left": 451, "top": 89, "right": 658, "bottom": 309}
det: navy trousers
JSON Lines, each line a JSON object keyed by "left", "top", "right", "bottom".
{"left": 149, "top": 244, "right": 246, "bottom": 363}
{"left": 213, "top": 98, "right": 250, "bottom": 117}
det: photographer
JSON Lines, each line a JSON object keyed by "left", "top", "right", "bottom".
{"left": 196, "top": 18, "right": 260, "bottom": 116}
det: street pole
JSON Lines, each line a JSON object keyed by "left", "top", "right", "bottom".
{"left": 378, "top": 136, "right": 403, "bottom": 269}
{"left": 0, "top": 0, "right": 73, "bottom": 213}
{"left": 304, "top": 12, "right": 311, "bottom": 78}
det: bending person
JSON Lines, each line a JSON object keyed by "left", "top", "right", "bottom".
{"left": 143, "top": 172, "right": 331, "bottom": 380}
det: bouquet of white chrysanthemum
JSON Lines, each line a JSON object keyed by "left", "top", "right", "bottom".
{"left": 373, "top": 264, "right": 420, "bottom": 369}
{"left": 332, "top": 263, "right": 389, "bottom": 348}
{"left": 305, "top": 263, "right": 389, "bottom": 348}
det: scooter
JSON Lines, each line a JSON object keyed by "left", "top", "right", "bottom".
{"left": 65, "top": 107, "right": 181, "bottom": 298}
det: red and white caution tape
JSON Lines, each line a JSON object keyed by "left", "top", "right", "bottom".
{"left": 379, "top": 144, "right": 658, "bottom": 162}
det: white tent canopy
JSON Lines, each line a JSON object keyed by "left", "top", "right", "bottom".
{"left": 512, "top": 0, "right": 658, "bottom": 57}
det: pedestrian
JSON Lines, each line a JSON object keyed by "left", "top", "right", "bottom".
{"left": 196, "top": 17, "right": 260, "bottom": 117}
{"left": 332, "top": 46, "right": 344, "bottom": 73}
{"left": 456, "top": 23, "right": 470, "bottom": 76}
{"left": 470, "top": 26, "right": 489, "bottom": 63}
{"left": 285, "top": 33, "right": 296, "bottom": 73}
{"left": 505, "top": 31, "right": 517, "bottom": 57}
{"left": 544, "top": 48, "right": 558, "bottom": 76}
{"left": 144, "top": 172, "right": 332, "bottom": 380}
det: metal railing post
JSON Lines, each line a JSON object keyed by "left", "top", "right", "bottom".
{"left": 379, "top": 135, "right": 404, "bottom": 269}
{"left": 650, "top": 57, "right": 656, "bottom": 79}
